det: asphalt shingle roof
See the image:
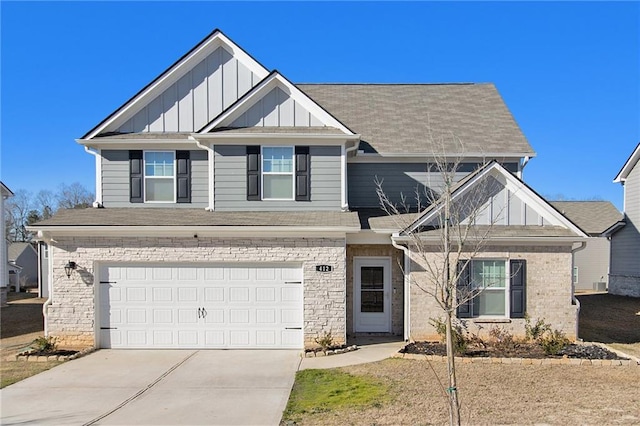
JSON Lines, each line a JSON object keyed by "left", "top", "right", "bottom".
{"left": 8, "top": 242, "right": 34, "bottom": 261}
{"left": 297, "top": 84, "right": 535, "bottom": 156}
{"left": 550, "top": 201, "right": 622, "bottom": 235}
{"left": 33, "top": 208, "right": 361, "bottom": 229}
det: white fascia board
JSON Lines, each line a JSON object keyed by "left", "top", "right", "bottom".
{"left": 349, "top": 154, "right": 527, "bottom": 164}
{"left": 31, "top": 226, "right": 358, "bottom": 238}
{"left": 77, "top": 138, "right": 196, "bottom": 150}
{"left": 613, "top": 143, "right": 640, "bottom": 183}
{"left": 84, "top": 32, "right": 269, "bottom": 140}
{"left": 191, "top": 133, "right": 360, "bottom": 144}
{"left": 199, "top": 72, "right": 354, "bottom": 135}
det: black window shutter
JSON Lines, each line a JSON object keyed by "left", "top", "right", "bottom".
{"left": 247, "top": 146, "right": 261, "bottom": 201}
{"left": 510, "top": 259, "right": 527, "bottom": 318}
{"left": 295, "top": 146, "right": 310, "bottom": 201}
{"left": 456, "top": 260, "right": 473, "bottom": 318}
{"left": 176, "top": 151, "right": 191, "bottom": 203}
{"left": 129, "top": 150, "right": 143, "bottom": 203}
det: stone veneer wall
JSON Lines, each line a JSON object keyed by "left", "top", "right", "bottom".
{"left": 409, "top": 244, "right": 578, "bottom": 341}
{"left": 608, "top": 275, "right": 640, "bottom": 298}
{"left": 346, "top": 245, "right": 404, "bottom": 337}
{"left": 47, "top": 237, "right": 346, "bottom": 349}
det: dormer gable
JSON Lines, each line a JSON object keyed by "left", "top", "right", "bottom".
{"left": 198, "top": 71, "right": 354, "bottom": 135}
{"left": 83, "top": 30, "right": 269, "bottom": 139}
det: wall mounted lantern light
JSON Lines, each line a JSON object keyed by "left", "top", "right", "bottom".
{"left": 64, "top": 261, "right": 77, "bottom": 278}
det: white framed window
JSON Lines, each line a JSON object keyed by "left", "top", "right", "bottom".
{"left": 261, "top": 146, "right": 294, "bottom": 200}
{"left": 144, "top": 151, "right": 175, "bottom": 202}
{"left": 471, "top": 259, "right": 508, "bottom": 317}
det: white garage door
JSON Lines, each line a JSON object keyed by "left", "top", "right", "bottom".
{"left": 98, "top": 264, "right": 303, "bottom": 349}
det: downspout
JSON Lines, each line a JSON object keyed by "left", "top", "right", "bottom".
{"left": 391, "top": 233, "right": 411, "bottom": 342}
{"left": 191, "top": 137, "right": 215, "bottom": 211}
{"left": 571, "top": 241, "right": 587, "bottom": 340}
{"left": 518, "top": 156, "right": 531, "bottom": 179}
{"left": 341, "top": 141, "right": 360, "bottom": 211}
{"left": 84, "top": 146, "right": 103, "bottom": 207}
{"left": 37, "top": 231, "right": 56, "bottom": 337}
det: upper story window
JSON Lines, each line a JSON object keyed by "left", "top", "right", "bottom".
{"left": 144, "top": 151, "right": 175, "bottom": 202}
{"left": 247, "top": 146, "right": 309, "bottom": 202}
{"left": 262, "top": 147, "right": 294, "bottom": 200}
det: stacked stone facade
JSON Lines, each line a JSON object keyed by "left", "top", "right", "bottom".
{"left": 408, "top": 244, "right": 578, "bottom": 341}
{"left": 47, "top": 236, "right": 346, "bottom": 349}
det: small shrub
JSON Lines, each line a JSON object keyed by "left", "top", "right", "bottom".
{"left": 488, "top": 327, "right": 519, "bottom": 352}
{"left": 540, "top": 329, "right": 570, "bottom": 355}
{"left": 430, "top": 318, "right": 468, "bottom": 355}
{"left": 524, "top": 315, "right": 551, "bottom": 342}
{"left": 31, "top": 336, "right": 57, "bottom": 353}
{"left": 314, "top": 331, "right": 335, "bottom": 352}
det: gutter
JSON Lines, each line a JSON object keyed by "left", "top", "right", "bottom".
{"left": 342, "top": 141, "right": 360, "bottom": 211}
{"left": 571, "top": 241, "right": 587, "bottom": 340}
{"left": 190, "top": 137, "right": 215, "bottom": 211}
{"left": 391, "top": 233, "right": 411, "bottom": 342}
{"left": 83, "top": 146, "right": 103, "bottom": 207}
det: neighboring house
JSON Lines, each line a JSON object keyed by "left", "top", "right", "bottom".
{"left": 551, "top": 201, "right": 623, "bottom": 292}
{"left": 29, "top": 30, "right": 587, "bottom": 350}
{"left": 8, "top": 242, "right": 39, "bottom": 291}
{"left": 605, "top": 142, "right": 640, "bottom": 297}
{"left": 1, "top": 182, "right": 14, "bottom": 306}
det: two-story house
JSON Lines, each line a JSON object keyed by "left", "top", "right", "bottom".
{"left": 605, "top": 142, "right": 640, "bottom": 297}
{"left": 30, "top": 30, "right": 587, "bottom": 350}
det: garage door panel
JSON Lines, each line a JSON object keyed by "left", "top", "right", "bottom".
{"left": 99, "top": 264, "right": 304, "bottom": 349}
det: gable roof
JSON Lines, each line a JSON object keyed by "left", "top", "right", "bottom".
{"left": 297, "top": 84, "right": 535, "bottom": 157}
{"left": 398, "top": 161, "right": 587, "bottom": 238}
{"left": 614, "top": 142, "right": 640, "bottom": 183}
{"left": 551, "top": 201, "right": 622, "bottom": 236}
{"left": 197, "top": 71, "right": 355, "bottom": 135}
{"left": 1, "top": 182, "right": 13, "bottom": 197}
{"left": 82, "top": 29, "right": 269, "bottom": 140}
{"left": 8, "top": 242, "right": 36, "bottom": 261}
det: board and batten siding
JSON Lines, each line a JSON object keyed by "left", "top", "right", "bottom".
{"left": 230, "top": 87, "right": 324, "bottom": 128}
{"left": 115, "top": 46, "right": 259, "bottom": 134}
{"left": 213, "top": 145, "right": 341, "bottom": 211}
{"left": 101, "top": 150, "right": 208, "bottom": 208}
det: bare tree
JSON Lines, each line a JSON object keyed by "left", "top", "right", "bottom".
{"left": 35, "top": 189, "right": 57, "bottom": 219}
{"left": 5, "top": 189, "right": 34, "bottom": 242}
{"left": 56, "top": 182, "right": 93, "bottom": 209}
{"left": 377, "top": 134, "right": 510, "bottom": 426}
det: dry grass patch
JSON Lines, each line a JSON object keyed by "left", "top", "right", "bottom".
{"left": 289, "top": 358, "right": 640, "bottom": 425}
{"left": 1, "top": 360, "right": 63, "bottom": 389}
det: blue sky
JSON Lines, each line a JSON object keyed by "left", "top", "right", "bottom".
{"left": 1, "top": 1, "right": 638, "bottom": 211}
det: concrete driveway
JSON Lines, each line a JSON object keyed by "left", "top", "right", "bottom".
{"left": 0, "top": 349, "right": 300, "bottom": 425}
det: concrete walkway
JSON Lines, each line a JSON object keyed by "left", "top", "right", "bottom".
{"left": 1, "top": 349, "right": 299, "bottom": 425}
{"left": 299, "top": 337, "right": 405, "bottom": 370}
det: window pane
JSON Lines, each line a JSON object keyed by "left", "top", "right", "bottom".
{"left": 146, "top": 179, "right": 174, "bottom": 202}
{"left": 263, "top": 175, "right": 293, "bottom": 199}
{"left": 477, "top": 290, "right": 506, "bottom": 316}
{"left": 361, "top": 267, "right": 384, "bottom": 290}
{"left": 145, "top": 152, "right": 174, "bottom": 177}
{"left": 472, "top": 260, "right": 505, "bottom": 289}
{"left": 361, "top": 291, "right": 384, "bottom": 312}
{"left": 263, "top": 147, "right": 293, "bottom": 173}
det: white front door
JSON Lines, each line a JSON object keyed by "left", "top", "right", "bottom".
{"left": 354, "top": 257, "right": 391, "bottom": 332}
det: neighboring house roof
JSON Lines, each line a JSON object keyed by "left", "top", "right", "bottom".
{"left": 298, "top": 84, "right": 535, "bottom": 157}
{"left": 1, "top": 182, "right": 14, "bottom": 197}
{"left": 614, "top": 142, "right": 640, "bottom": 183}
{"left": 8, "top": 242, "right": 36, "bottom": 262}
{"left": 32, "top": 208, "right": 361, "bottom": 229}
{"left": 551, "top": 201, "right": 623, "bottom": 236}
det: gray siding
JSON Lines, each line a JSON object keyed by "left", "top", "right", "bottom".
{"left": 230, "top": 87, "right": 322, "bottom": 127}
{"left": 573, "top": 237, "right": 610, "bottom": 291}
{"left": 101, "top": 150, "right": 208, "bottom": 208}
{"left": 214, "top": 145, "right": 341, "bottom": 211}
{"left": 116, "top": 46, "right": 259, "bottom": 133}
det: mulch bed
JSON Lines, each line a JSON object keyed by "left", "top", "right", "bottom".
{"left": 401, "top": 341, "right": 628, "bottom": 360}
{"left": 21, "top": 349, "right": 79, "bottom": 357}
